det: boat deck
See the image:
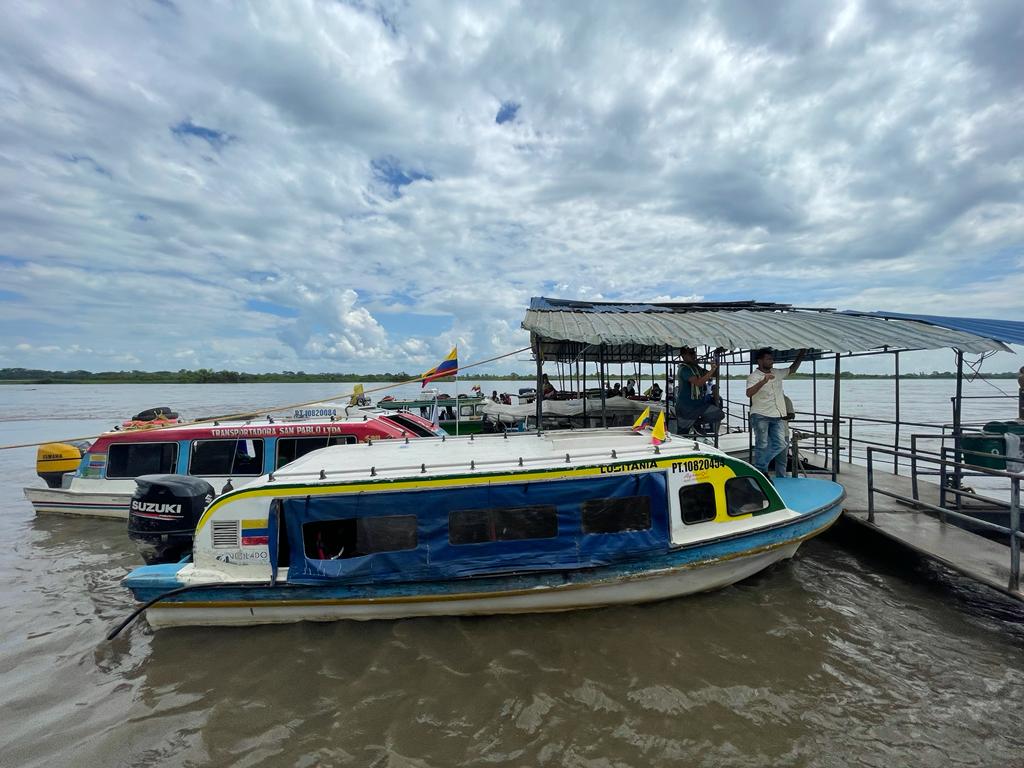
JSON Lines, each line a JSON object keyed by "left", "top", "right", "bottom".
{"left": 804, "top": 453, "right": 1022, "bottom": 602}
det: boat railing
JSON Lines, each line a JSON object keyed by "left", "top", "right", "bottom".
{"left": 865, "top": 445, "right": 1022, "bottom": 592}
{"left": 271, "top": 438, "right": 705, "bottom": 481}
{"left": 722, "top": 395, "right": 1004, "bottom": 477}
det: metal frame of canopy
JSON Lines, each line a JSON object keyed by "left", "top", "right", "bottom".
{"left": 522, "top": 298, "right": 1015, "bottom": 483}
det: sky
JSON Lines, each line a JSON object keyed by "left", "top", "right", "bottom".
{"left": 0, "top": 0, "right": 1021, "bottom": 376}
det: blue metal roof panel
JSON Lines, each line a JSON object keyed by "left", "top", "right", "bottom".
{"left": 843, "top": 311, "right": 1024, "bottom": 347}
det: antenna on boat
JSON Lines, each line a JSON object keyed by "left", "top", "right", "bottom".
{"left": 565, "top": 453, "right": 570, "bottom": 463}
{"left": 518, "top": 457, "right": 523, "bottom": 466}
{"left": 319, "top": 469, "right": 326, "bottom": 480}
{"left": 221, "top": 479, "right": 233, "bottom": 494}
{"left": 470, "top": 460, "right": 475, "bottom": 470}
{"left": 370, "top": 466, "right": 376, "bottom": 476}
{"left": 611, "top": 450, "right": 617, "bottom": 459}
{"left": 421, "top": 463, "right": 426, "bottom": 473}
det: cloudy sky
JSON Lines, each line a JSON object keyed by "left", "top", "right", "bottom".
{"left": 0, "top": 0, "right": 1021, "bottom": 375}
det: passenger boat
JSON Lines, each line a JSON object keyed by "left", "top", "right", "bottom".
{"left": 375, "top": 394, "right": 489, "bottom": 435}
{"left": 23, "top": 408, "right": 441, "bottom": 519}
{"left": 122, "top": 427, "right": 845, "bottom": 629}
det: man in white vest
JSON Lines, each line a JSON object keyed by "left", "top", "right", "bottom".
{"left": 746, "top": 348, "right": 805, "bottom": 479}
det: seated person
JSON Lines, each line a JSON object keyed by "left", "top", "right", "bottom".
{"left": 624, "top": 379, "right": 637, "bottom": 397}
{"left": 675, "top": 346, "right": 723, "bottom": 435}
{"left": 644, "top": 383, "right": 663, "bottom": 400}
{"left": 609, "top": 383, "right": 622, "bottom": 398}
{"left": 541, "top": 373, "right": 558, "bottom": 400}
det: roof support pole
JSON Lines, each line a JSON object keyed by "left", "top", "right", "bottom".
{"left": 665, "top": 346, "right": 671, "bottom": 432}
{"left": 812, "top": 357, "right": 818, "bottom": 455}
{"left": 581, "top": 349, "right": 587, "bottom": 426}
{"left": 713, "top": 346, "right": 721, "bottom": 449}
{"left": 953, "top": 348, "right": 964, "bottom": 510}
{"left": 831, "top": 353, "right": 841, "bottom": 481}
{"left": 534, "top": 337, "right": 543, "bottom": 433}
{"left": 600, "top": 346, "right": 608, "bottom": 428}
{"left": 893, "top": 350, "right": 901, "bottom": 475}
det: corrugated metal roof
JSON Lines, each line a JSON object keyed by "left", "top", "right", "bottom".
{"left": 522, "top": 303, "right": 1011, "bottom": 357}
{"left": 843, "top": 311, "right": 1024, "bottom": 347}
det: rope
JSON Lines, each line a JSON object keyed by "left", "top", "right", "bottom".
{"left": 0, "top": 346, "right": 532, "bottom": 451}
{"left": 964, "top": 352, "right": 1014, "bottom": 397}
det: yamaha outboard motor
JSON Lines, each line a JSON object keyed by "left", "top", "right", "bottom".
{"left": 127, "top": 474, "right": 214, "bottom": 564}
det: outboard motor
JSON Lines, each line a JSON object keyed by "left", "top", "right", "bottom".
{"left": 36, "top": 442, "right": 86, "bottom": 488}
{"left": 127, "top": 474, "right": 214, "bottom": 564}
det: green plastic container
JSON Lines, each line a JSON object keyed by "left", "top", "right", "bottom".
{"left": 961, "top": 434, "right": 1007, "bottom": 470}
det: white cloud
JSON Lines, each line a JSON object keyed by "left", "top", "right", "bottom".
{"left": 0, "top": 0, "right": 1020, "bottom": 374}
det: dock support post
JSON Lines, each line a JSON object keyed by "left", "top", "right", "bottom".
{"left": 867, "top": 448, "right": 875, "bottom": 523}
{"left": 893, "top": 350, "right": 901, "bottom": 475}
{"left": 953, "top": 350, "right": 964, "bottom": 513}
{"left": 831, "top": 353, "right": 841, "bottom": 482}
{"left": 1010, "top": 477, "right": 1020, "bottom": 593}
{"left": 599, "top": 346, "right": 607, "bottom": 428}
{"left": 812, "top": 357, "right": 818, "bottom": 454}
{"left": 534, "top": 338, "right": 543, "bottom": 433}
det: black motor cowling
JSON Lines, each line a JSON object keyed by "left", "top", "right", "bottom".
{"left": 127, "top": 474, "right": 214, "bottom": 564}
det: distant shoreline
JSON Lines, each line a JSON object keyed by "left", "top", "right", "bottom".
{"left": 1, "top": 367, "right": 1019, "bottom": 384}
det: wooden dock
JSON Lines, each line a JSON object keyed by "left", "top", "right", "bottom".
{"left": 803, "top": 453, "right": 1022, "bottom": 603}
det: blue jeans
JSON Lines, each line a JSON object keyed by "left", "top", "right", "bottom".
{"left": 751, "top": 413, "right": 788, "bottom": 477}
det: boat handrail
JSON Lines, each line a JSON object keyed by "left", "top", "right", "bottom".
{"left": 270, "top": 440, "right": 703, "bottom": 482}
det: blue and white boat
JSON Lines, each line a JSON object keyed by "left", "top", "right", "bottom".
{"left": 122, "top": 428, "right": 844, "bottom": 629}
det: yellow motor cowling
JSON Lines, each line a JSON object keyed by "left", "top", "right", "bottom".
{"left": 37, "top": 443, "right": 84, "bottom": 488}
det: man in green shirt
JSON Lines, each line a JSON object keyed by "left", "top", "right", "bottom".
{"left": 675, "top": 346, "right": 722, "bottom": 435}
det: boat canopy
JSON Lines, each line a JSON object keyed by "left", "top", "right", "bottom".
{"left": 522, "top": 297, "right": 1011, "bottom": 362}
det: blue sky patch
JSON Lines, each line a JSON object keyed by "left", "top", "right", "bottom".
{"left": 245, "top": 299, "right": 300, "bottom": 318}
{"left": 496, "top": 101, "right": 520, "bottom": 124}
{"left": 371, "top": 156, "right": 434, "bottom": 197}
{"left": 171, "top": 119, "right": 235, "bottom": 150}
{"left": 57, "top": 152, "right": 112, "bottom": 178}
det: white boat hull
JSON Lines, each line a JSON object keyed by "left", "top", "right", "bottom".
{"left": 144, "top": 542, "right": 801, "bottom": 629}
{"left": 23, "top": 486, "right": 130, "bottom": 519}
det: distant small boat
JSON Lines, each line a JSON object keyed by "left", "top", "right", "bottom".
{"left": 375, "top": 394, "right": 489, "bottom": 434}
{"left": 122, "top": 428, "right": 844, "bottom": 629}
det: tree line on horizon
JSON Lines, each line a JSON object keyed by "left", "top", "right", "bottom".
{"left": 0, "top": 367, "right": 1019, "bottom": 385}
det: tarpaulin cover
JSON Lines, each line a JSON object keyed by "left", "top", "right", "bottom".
{"left": 282, "top": 472, "right": 669, "bottom": 585}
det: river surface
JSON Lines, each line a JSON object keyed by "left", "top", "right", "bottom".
{"left": 0, "top": 382, "right": 1022, "bottom": 767}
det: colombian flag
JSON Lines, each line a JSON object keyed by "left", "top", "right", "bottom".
{"left": 651, "top": 411, "right": 667, "bottom": 445}
{"left": 421, "top": 346, "right": 458, "bottom": 388}
{"left": 631, "top": 407, "right": 651, "bottom": 432}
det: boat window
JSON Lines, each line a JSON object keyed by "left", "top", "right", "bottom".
{"left": 679, "top": 482, "right": 717, "bottom": 525}
{"left": 107, "top": 442, "right": 178, "bottom": 478}
{"left": 449, "top": 505, "right": 558, "bottom": 545}
{"left": 189, "top": 439, "right": 265, "bottom": 476}
{"left": 581, "top": 496, "right": 652, "bottom": 534}
{"left": 275, "top": 435, "right": 357, "bottom": 469}
{"left": 725, "top": 476, "right": 771, "bottom": 516}
{"left": 383, "top": 413, "right": 436, "bottom": 437}
{"left": 460, "top": 405, "right": 475, "bottom": 417}
{"left": 302, "top": 515, "right": 418, "bottom": 559}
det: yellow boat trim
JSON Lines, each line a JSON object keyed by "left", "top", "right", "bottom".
{"left": 195, "top": 454, "right": 753, "bottom": 534}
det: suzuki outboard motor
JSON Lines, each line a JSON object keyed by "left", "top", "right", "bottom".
{"left": 127, "top": 474, "right": 214, "bottom": 564}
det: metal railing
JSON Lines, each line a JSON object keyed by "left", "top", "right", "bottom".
{"left": 866, "top": 445, "right": 1022, "bottom": 592}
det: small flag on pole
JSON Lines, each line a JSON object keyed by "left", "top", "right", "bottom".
{"left": 651, "top": 411, "right": 667, "bottom": 445}
{"left": 631, "top": 407, "right": 651, "bottom": 432}
{"left": 421, "top": 346, "right": 458, "bottom": 388}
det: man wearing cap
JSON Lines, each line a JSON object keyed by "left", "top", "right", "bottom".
{"left": 675, "top": 347, "right": 722, "bottom": 435}
{"left": 746, "top": 348, "right": 806, "bottom": 479}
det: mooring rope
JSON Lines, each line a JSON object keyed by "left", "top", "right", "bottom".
{"left": 0, "top": 346, "right": 532, "bottom": 451}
